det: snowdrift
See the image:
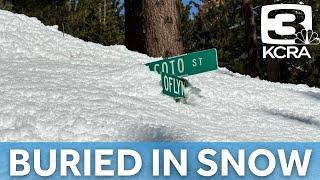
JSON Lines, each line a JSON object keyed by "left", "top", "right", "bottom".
{"left": 0, "top": 10, "right": 320, "bottom": 141}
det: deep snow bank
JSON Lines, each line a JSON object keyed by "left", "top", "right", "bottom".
{"left": 0, "top": 10, "right": 320, "bottom": 141}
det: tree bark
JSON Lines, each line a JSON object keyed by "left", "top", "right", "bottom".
{"left": 267, "top": 58, "right": 281, "bottom": 82}
{"left": 125, "top": 0, "right": 184, "bottom": 58}
{"left": 242, "top": 0, "right": 259, "bottom": 77}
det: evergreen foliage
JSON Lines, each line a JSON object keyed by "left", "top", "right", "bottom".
{"left": 7, "top": 0, "right": 124, "bottom": 46}
{"left": 180, "top": 0, "right": 320, "bottom": 87}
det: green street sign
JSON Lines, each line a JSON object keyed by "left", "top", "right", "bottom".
{"left": 146, "top": 49, "right": 218, "bottom": 77}
{"left": 161, "top": 73, "right": 185, "bottom": 98}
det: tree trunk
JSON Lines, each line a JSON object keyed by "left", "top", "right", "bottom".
{"left": 242, "top": 0, "right": 259, "bottom": 77}
{"left": 267, "top": 59, "right": 280, "bottom": 82}
{"left": 125, "top": 0, "right": 184, "bottom": 58}
{"left": 265, "top": 0, "right": 281, "bottom": 82}
{"left": 125, "top": 0, "right": 147, "bottom": 55}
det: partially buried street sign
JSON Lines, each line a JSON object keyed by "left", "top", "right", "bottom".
{"left": 161, "top": 73, "right": 185, "bottom": 98}
{"left": 146, "top": 48, "right": 218, "bottom": 77}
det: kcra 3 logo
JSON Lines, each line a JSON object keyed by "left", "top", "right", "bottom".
{"left": 261, "top": 4, "right": 319, "bottom": 59}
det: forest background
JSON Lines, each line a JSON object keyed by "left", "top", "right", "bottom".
{"left": 1, "top": 0, "right": 320, "bottom": 87}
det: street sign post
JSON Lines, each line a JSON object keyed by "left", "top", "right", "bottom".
{"left": 146, "top": 48, "right": 218, "bottom": 77}
{"left": 161, "top": 73, "right": 185, "bottom": 98}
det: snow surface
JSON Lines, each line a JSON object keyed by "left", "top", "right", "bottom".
{"left": 0, "top": 10, "right": 320, "bottom": 141}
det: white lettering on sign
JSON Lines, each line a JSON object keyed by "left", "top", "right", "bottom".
{"left": 153, "top": 59, "right": 186, "bottom": 75}
{"left": 163, "top": 76, "right": 169, "bottom": 91}
{"left": 162, "top": 63, "right": 169, "bottom": 73}
{"left": 169, "top": 60, "right": 175, "bottom": 74}
{"left": 177, "top": 58, "right": 185, "bottom": 74}
{"left": 163, "top": 75, "right": 184, "bottom": 96}
{"left": 192, "top": 58, "right": 203, "bottom": 67}
{"left": 154, "top": 64, "right": 160, "bottom": 72}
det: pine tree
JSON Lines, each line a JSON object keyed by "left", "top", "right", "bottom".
{"left": 190, "top": 0, "right": 234, "bottom": 67}
{"left": 242, "top": 0, "right": 259, "bottom": 77}
{"left": 180, "top": 1, "right": 195, "bottom": 53}
{"left": 125, "top": 0, "right": 184, "bottom": 57}
{"left": 69, "top": 0, "right": 124, "bottom": 46}
{"left": 9, "top": 0, "right": 124, "bottom": 46}
{"left": 0, "top": 0, "right": 13, "bottom": 10}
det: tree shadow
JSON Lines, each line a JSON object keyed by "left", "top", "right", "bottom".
{"left": 124, "top": 123, "right": 188, "bottom": 141}
{"left": 299, "top": 91, "right": 320, "bottom": 101}
{"left": 263, "top": 109, "right": 320, "bottom": 128}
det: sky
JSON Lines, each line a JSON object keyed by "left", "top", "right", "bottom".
{"left": 183, "top": 0, "right": 201, "bottom": 14}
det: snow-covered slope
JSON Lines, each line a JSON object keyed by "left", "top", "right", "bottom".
{"left": 0, "top": 10, "right": 320, "bottom": 141}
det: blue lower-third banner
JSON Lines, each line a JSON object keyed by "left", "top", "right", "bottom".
{"left": 0, "top": 142, "right": 319, "bottom": 179}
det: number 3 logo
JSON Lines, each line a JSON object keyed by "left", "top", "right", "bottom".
{"left": 261, "top": 4, "right": 313, "bottom": 45}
